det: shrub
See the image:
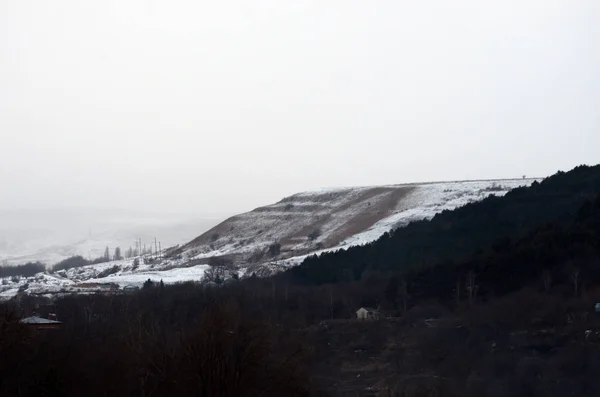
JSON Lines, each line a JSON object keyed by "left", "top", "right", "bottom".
{"left": 90, "top": 256, "right": 109, "bottom": 265}
{"left": 208, "top": 256, "right": 233, "bottom": 268}
{"left": 96, "top": 265, "right": 120, "bottom": 278}
{"left": 248, "top": 249, "right": 265, "bottom": 263}
{"left": 52, "top": 256, "right": 89, "bottom": 272}
{"left": 143, "top": 278, "right": 154, "bottom": 289}
{"left": 308, "top": 229, "right": 321, "bottom": 241}
{"left": 268, "top": 243, "right": 281, "bottom": 257}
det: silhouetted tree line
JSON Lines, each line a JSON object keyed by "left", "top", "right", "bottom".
{"left": 289, "top": 165, "right": 600, "bottom": 285}
{"left": 0, "top": 283, "right": 326, "bottom": 397}
{"left": 50, "top": 255, "right": 90, "bottom": 272}
{"left": 397, "top": 192, "right": 600, "bottom": 306}
{"left": 51, "top": 250, "right": 118, "bottom": 273}
{"left": 5, "top": 248, "right": 600, "bottom": 397}
{"left": 0, "top": 262, "right": 45, "bottom": 278}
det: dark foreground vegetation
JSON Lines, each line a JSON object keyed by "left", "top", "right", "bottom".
{"left": 0, "top": 284, "right": 323, "bottom": 397}
{"left": 2, "top": 164, "right": 600, "bottom": 397}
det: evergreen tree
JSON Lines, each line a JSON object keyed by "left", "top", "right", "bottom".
{"left": 143, "top": 278, "right": 153, "bottom": 289}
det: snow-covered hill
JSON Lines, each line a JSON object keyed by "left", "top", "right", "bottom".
{"left": 177, "top": 179, "right": 536, "bottom": 268}
{"left": 0, "top": 178, "right": 536, "bottom": 299}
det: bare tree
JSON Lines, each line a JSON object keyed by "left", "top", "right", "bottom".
{"left": 455, "top": 278, "right": 461, "bottom": 308}
{"left": 466, "top": 271, "right": 478, "bottom": 307}
{"left": 328, "top": 286, "right": 334, "bottom": 319}
{"left": 114, "top": 247, "right": 122, "bottom": 261}
{"left": 399, "top": 279, "right": 409, "bottom": 314}
{"left": 571, "top": 267, "right": 580, "bottom": 297}
{"left": 542, "top": 269, "right": 552, "bottom": 293}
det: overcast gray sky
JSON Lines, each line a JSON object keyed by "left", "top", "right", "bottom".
{"left": 1, "top": 0, "right": 599, "bottom": 216}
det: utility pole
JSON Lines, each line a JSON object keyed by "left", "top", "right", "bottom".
{"left": 159, "top": 241, "right": 162, "bottom": 260}
{"left": 155, "top": 237, "right": 158, "bottom": 260}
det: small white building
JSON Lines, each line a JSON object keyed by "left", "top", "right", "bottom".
{"left": 356, "top": 307, "right": 380, "bottom": 320}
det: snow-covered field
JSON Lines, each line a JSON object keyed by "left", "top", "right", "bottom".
{"left": 85, "top": 263, "right": 210, "bottom": 286}
{"left": 0, "top": 257, "right": 211, "bottom": 299}
{"left": 0, "top": 178, "right": 537, "bottom": 299}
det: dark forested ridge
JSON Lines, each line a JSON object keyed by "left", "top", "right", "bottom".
{"left": 0, "top": 284, "right": 325, "bottom": 397}
{"left": 400, "top": 189, "right": 600, "bottom": 303}
{"left": 289, "top": 164, "right": 600, "bottom": 285}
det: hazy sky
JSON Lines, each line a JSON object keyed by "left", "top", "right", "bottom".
{"left": 1, "top": 1, "right": 599, "bottom": 216}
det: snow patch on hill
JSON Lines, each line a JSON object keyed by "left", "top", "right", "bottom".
{"left": 340, "top": 180, "right": 525, "bottom": 247}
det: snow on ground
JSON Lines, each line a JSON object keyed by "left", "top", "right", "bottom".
{"left": 266, "top": 179, "right": 537, "bottom": 271}
{"left": 340, "top": 179, "right": 534, "bottom": 247}
{"left": 85, "top": 264, "right": 210, "bottom": 287}
{"left": 0, "top": 287, "right": 20, "bottom": 299}
{"left": 0, "top": 178, "right": 538, "bottom": 298}
{"left": 0, "top": 256, "right": 211, "bottom": 299}
{"left": 184, "top": 188, "right": 393, "bottom": 264}
{"left": 0, "top": 272, "right": 76, "bottom": 299}
{"left": 184, "top": 179, "right": 537, "bottom": 267}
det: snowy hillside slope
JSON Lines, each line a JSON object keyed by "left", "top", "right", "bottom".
{"left": 0, "top": 178, "right": 536, "bottom": 298}
{"left": 178, "top": 179, "right": 536, "bottom": 268}
{"left": 178, "top": 185, "right": 413, "bottom": 261}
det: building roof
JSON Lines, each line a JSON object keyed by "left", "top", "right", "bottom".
{"left": 357, "top": 307, "right": 379, "bottom": 313}
{"left": 20, "top": 316, "right": 62, "bottom": 324}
